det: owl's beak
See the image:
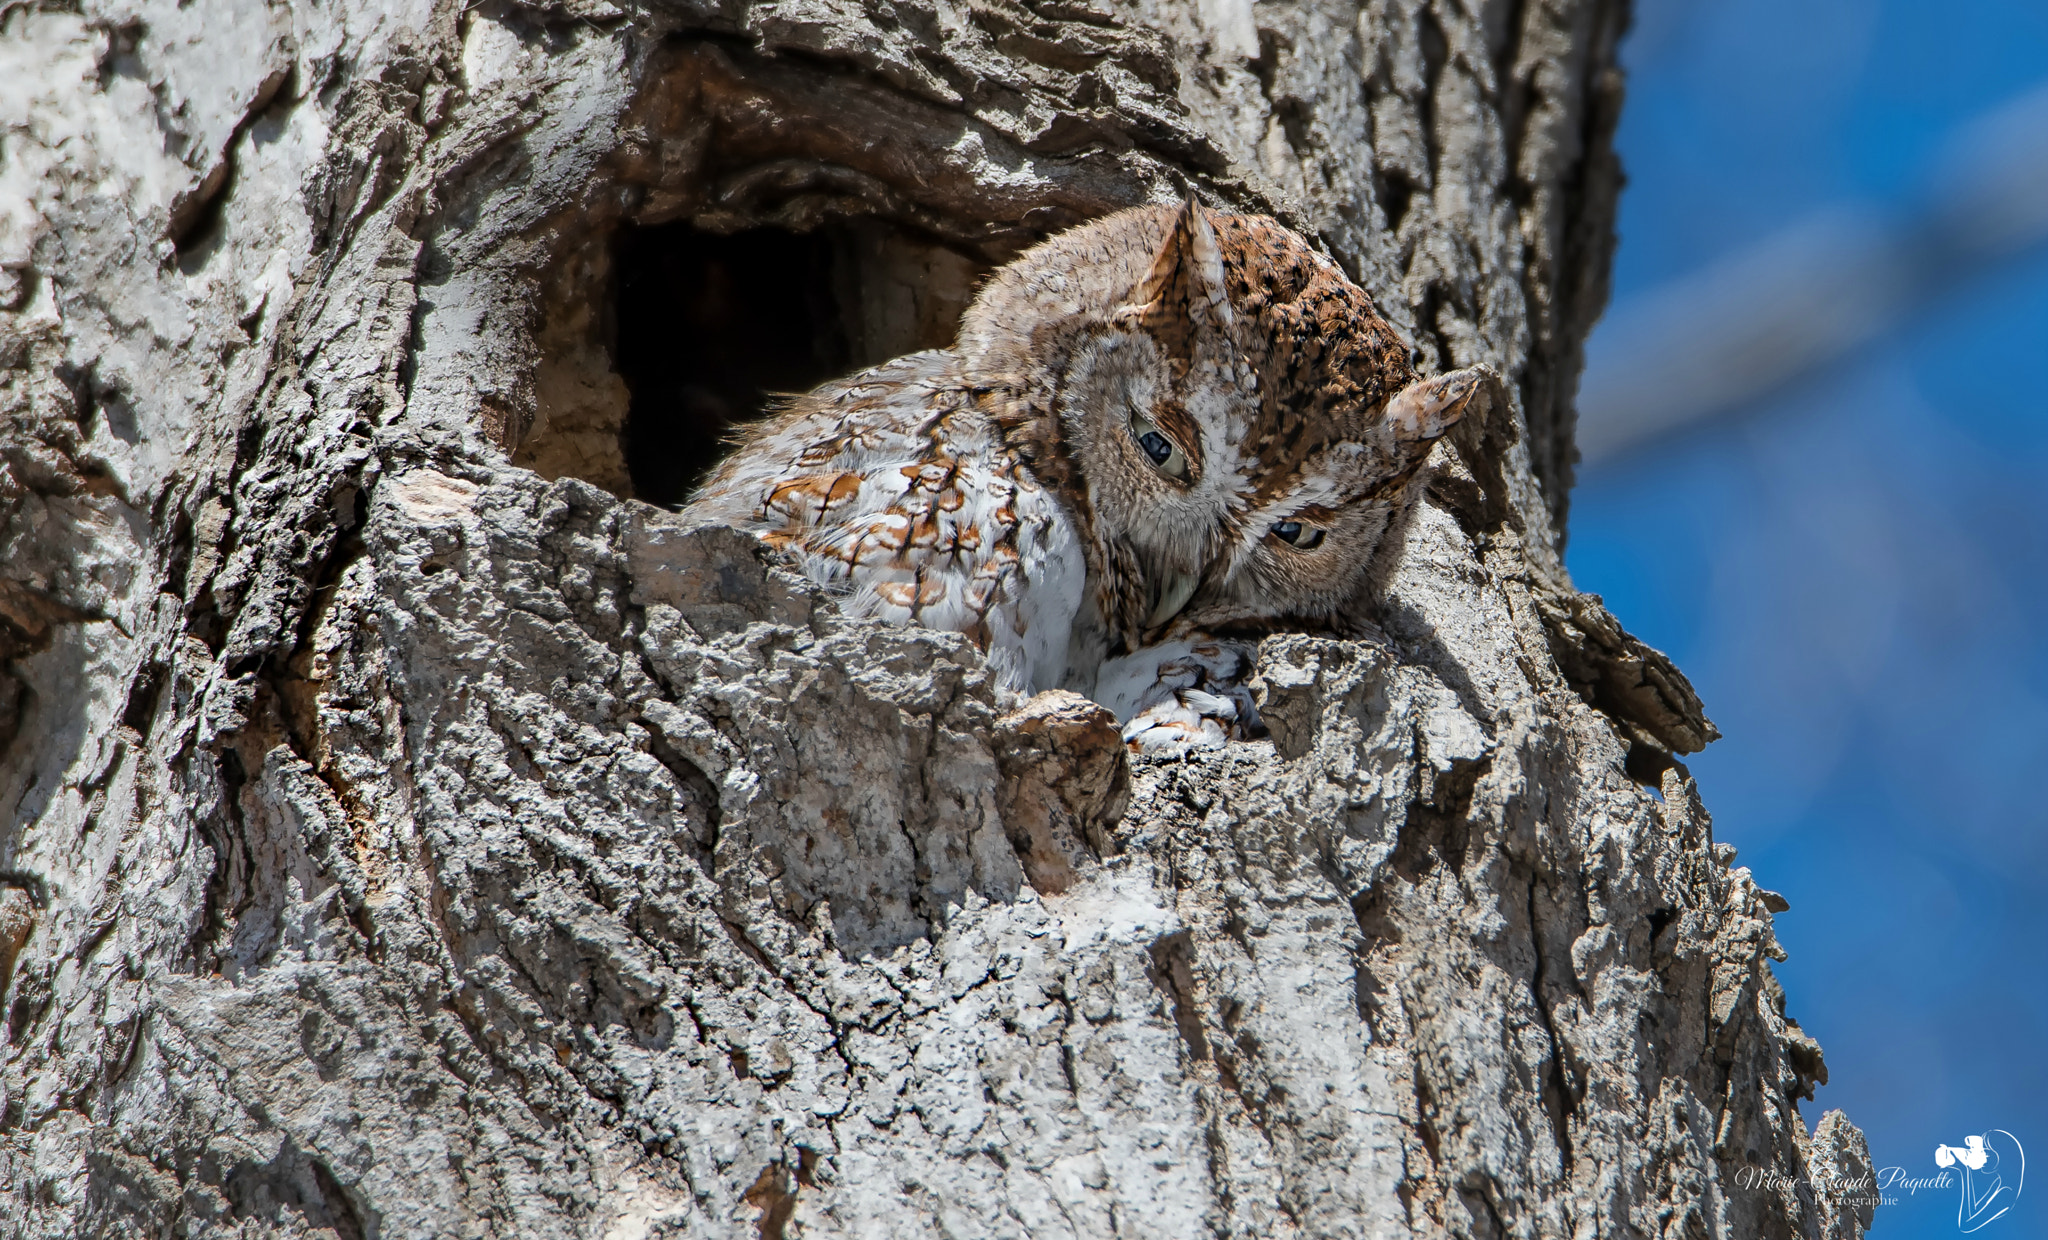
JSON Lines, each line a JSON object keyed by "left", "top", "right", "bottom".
{"left": 1145, "top": 571, "right": 1200, "bottom": 630}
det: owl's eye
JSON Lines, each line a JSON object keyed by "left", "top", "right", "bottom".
{"left": 1271, "top": 521, "right": 1325, "bottom": 550}
{"left": 1128, "top": 411, "right": 1190, "bottom": 482}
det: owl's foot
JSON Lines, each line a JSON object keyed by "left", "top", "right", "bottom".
{"left": 1121, "top": 688, "right": 1238, "bottom": 755}
{"left": 1097, "top": 639, "right": 1265, "bottom": 757}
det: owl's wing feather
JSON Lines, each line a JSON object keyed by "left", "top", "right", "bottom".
{"left": 684, "top": 352, "right": 1084, "bottom": 694}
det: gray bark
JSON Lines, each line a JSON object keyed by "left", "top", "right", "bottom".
{"left": 0, "top": 1, "right": 1874, "bottom": 1237}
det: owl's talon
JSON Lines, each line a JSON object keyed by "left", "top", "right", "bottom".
{"left": 1124, "top": 719, "right": 1229, "bottom": 757}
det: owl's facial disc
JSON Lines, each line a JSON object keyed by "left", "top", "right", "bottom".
{"left": 1049, "top": 292, "right": 1256, "bottom": 641}
{"left": 1055, "top": 329, "right": 1223, "bottom": 536}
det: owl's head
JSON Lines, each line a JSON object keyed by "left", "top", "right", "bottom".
{"left": 960, "top": 200, "right": 1492, "bottom": 652}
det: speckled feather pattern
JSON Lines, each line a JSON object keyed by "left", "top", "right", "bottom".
{"left": 687, "top": 203, "right": 1494, "bottom": 753}
{"left": 685, "top": 351, "right": 1085, "bottom": 695}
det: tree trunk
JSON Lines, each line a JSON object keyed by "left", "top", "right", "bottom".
{"left": 0, "top": 0, "right": 1875, "bottom": 1236}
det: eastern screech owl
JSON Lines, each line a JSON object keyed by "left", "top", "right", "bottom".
{"left": 684, "top": 200, "right": 1493, "bottom": 751}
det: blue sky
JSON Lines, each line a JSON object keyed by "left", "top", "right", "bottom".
{"left": 1568, "top": 0, "right": 2048, "bottom": 1233}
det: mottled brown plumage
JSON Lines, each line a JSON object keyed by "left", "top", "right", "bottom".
{"left": 686, "top": 200, "right": 1497, "bottom": 752}
{"left": 961, "top": 201, "right": 1491, "bottom": 666}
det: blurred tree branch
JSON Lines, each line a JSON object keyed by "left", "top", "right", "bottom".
{"left": 1578, "top": 81, "right": 2048, "bottom": 463}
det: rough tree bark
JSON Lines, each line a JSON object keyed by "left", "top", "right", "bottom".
{"left": 0, "top": 0, "right": 1875, "bottom": 1237}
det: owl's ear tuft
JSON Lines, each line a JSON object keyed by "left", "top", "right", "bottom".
{"left": 1383, "top": 364, "right": 1501, "bottom": 445}
{"left": 1116, "top": 197, "right": 1234, "bottom": 363}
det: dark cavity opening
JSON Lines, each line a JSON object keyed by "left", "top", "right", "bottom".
{"left": 615, "top": 225, "right": 849, "bottom": 506}
{"left": 612, "top": 220, "right": 989, "bottom": 508}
